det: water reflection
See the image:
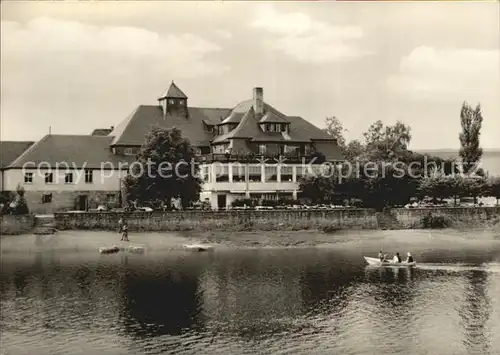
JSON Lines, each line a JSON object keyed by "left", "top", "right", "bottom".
{"left": 1, "top": 248, "right": 499, "bottom": 355}
{"left": 119, "top": 258, "right": 204, "bottom": 337}
{"left": 461, "top": 270, "right": 491, "bottom": 355}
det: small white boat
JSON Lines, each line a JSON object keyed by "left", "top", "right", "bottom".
{"left": 99, "top": 246, "right": 120, "bottom": 254}
{"left": 183, "top": 244, "right": 213, "bottom": 252}
{"left": 126, "top": 245, "right": 145, "bottom": 254}
{"left": 364, "top": 256, "right": 416, "bottom": 267}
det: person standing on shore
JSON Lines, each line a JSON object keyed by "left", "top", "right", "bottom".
{"left": 118, "top": 217, "right": 124, "bottom": 233}
{"left": 121, "top": 222, "right": 129, "bottom": 242}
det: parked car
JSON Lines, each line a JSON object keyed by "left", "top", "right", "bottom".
{"left": 232, "top": 206, "right": 252, "bottom": 210}
{"left": 135, "top": 206, "right": 153, "bottom": 212}
{"left": 255, "top": 205, "right": 274, "bottom": 210}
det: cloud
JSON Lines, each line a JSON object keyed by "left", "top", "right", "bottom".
{"left": 250, "top": 5, "right": 367, "bottom": 64}
{"left": 387, "top": 46, "right": 500, "bottom": 102}
{"left": 214, "top": 29, "right": 232, "bottom": 39}
{"left": 0, "top": 17, "right": 230, "bottom": 140}
{"left": 1, "top": 17, "right": 229, "bottom": 79}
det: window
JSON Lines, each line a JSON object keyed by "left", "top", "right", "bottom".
{"left": 202, "top": 166, "right": 210, "bottom": 182}
{"left": 42, "top": 193, "right": 52, "bottom": 204}
{"left": 281, "top": 124, "right": 288, "bottom": 132}
{"left": 265, "top": 166, "right": 278, "bottom": 182}
{"left": 281, "top": 166, "right": 293, "bottom": 182}
{"left": 232, "top": 165, "right": 246, "bottom": 182}
{"left": 259, "top": 145, "right": 266, "bottom": 155}
{"left": 265, "top": 124, "right": 271, "bottom": 132}
{"left": 106, "top": 194, "right": 117, "bottom": 205}
{"left": 169, "top": 99, "right": 175, "bottom": 104}
{"left": 124, "top": 148, "right": 134, "bottom": 156}
{"left": 248, "top": 165, "right": 262, "bottom": 182}
{"left": 45, "top": 172, "right": 53, "bottom": 184}
{"left": 65, "top": 172, "right": 73, "bottom": 184}
{"left": 179, "top": 100, "right": 185, "bottom": 105}
{"left": 85, "top": 169, "right": 93, "bottom": 184}
{"left": 215, "top": 165, "right": 229, "bottom": 182}
{"left": 270, "top": 124, "right": 276, "bottom": 132}
{"left": 24, "top": 172, "right": 33, "bottom": 184}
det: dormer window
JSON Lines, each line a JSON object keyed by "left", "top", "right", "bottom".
{"left": 124, "top": 148, "right": 134, "bottom": 156}
{"left": 169, "top": 99, "right": 175, "bottom": 105}
{"left": 179, "top": 99, "right": 185, "bottom": 105}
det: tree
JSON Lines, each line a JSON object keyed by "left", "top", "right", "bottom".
{"left": 323, "top": 116, "right": 346, "bottom": 148}
{"left": 363, "top": 120, "right": 412, "bottom": 161}
{"left": 123, "top": 127, "right": 202, "bottom": 209}
{"left": 459, "top": 102, "right": 483, "bottom": 174}
{"left": 487, "top": 177, "right": 500, "bottom": 205}
{"left": 457, "top": 175, "right": 488, "bottom": 204}
{"left": 418, "top": 175, "right": 459, "bottom": 202}
{"left": 343, "top": 140, "right": 365, "bottom": 161}
{"left": 14, "top": 184, "right": 29, "bottom": 215}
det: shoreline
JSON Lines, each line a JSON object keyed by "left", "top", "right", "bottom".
{"left": 3, "top": 207, "right": 500, "bottom": 235}
{"left": 2, "top": 228, "right": 499, "bottom": 253}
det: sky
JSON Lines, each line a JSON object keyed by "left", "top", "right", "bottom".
{"left": 1, "top": 1, "right": 499, "bottom": 149}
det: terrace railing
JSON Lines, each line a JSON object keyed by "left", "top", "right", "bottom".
{"left": 197, "top": 153, "right": 330, "bottom": 164}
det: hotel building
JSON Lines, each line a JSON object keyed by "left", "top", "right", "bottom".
{"left": 0, "top": 82, "right": 343, "bottom": 212}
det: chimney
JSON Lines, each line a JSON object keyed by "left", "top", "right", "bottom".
{"left": 253, "top": 87, "right": 264, "bottom": 115}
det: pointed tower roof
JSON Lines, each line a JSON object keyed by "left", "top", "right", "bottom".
{"left": 159, "top": 81, "right": 188, "bottom": 99}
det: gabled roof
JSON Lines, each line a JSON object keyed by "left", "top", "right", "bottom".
{"left": 8, "top": 135, "right": 134, "bottom": 169}
{"left": 159, "top": 81, "right": 188, "bottom": 99}
{"left": 285, "top": 116, "right": 334, "bottom": 141}
{"left": 91, "top": 128, "right": 113, "bottom": 136}
{"left": 219, "top": 112, "right": 245, "bottom": 125}
{"left": 259, "top": 108, "right": 289, "bottom": 123}
{"left": 211, "top": 101, "right": 333, "bottom": 144}
{"left": 0, "top": 141, "right": 35, "bottom": 169}
{"left": 213, "top": 107, "right": 258, "bottom": 143}
{"left": 109, "top": 106, "right": 231, "bottom": 147}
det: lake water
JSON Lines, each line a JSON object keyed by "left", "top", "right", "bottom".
{"left": 1, "top": 230, "right": 500, "bottom": 355}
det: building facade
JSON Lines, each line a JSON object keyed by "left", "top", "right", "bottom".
{"left": 0, "top": 82, "right": 343, "bottom": 212}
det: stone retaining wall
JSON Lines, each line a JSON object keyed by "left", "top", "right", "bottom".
{"left": 1, "top": 214, "right": 36, "bottom": 235}
{"left": 53, "top": 207, "right": 500, "bottom": 232}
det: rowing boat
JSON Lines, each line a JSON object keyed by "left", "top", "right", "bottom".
{"left": 364, "top": 256, "right": 416, "bottom": 267}
{"left": 99, "top": 246, "right": 120, "bottom": 254}
{"left": 183, "top": 244, "right": 213, "bottom": 252}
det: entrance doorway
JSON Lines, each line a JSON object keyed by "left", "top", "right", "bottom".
{"left": 78, "top": 195, "right": 88, "bottom": 211}
{"left": 217, "top": 194, "right": 227, "bottom": 210}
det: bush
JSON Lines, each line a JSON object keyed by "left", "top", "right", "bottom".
{"left": 231, "top": 198, "right": 255, "bottom": 207}
{"left": 9, "top": 185, "right": 30, "bottom": 215}
{"left": 276, "top": 199, "right": 301, "bottom": 207}
{"left": 320, "top": 224, "right": 342, "bottom": 233}
{"left": 260, "top": 199, "right": 277, "bottom": 207}
{"left": 422, "top": 212, "right": 448, "bottom": 229}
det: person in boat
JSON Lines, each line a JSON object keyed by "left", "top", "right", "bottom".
{"left": 378, "top": 251, "right": 388, "bottom": 262}
{"left": 406, "top": 252, "right": 414, "bottom": 263}
{"left": 392, "top": 252, "right": 402, "bottom": 263}
{"left": 121, "top": 222, "right": 129, "bottom": 242}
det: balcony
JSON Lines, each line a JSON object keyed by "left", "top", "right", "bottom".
{"left": 197, "top": 152, "right": 327, "bottom": 164}
{"left": 203, "top": 181, "right": 298, "bottom": 192}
